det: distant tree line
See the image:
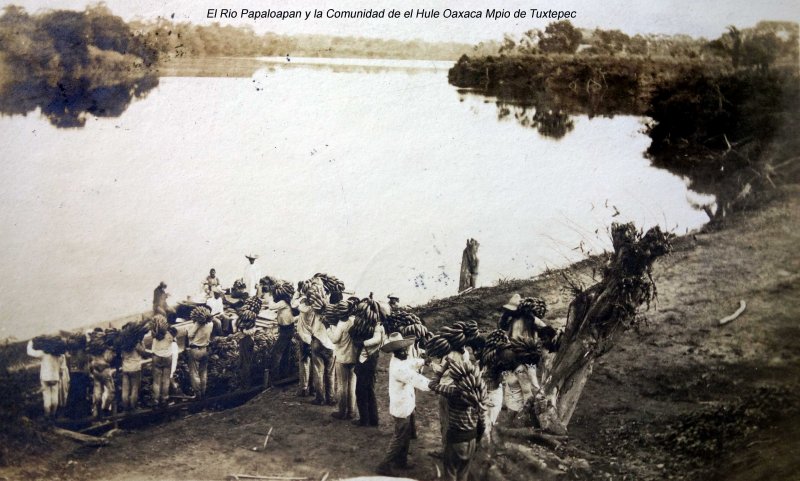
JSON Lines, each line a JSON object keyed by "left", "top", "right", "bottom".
{"left": 128, "top": 18, "right": 474, "bottom": 61}
{"left": 494, "top": 20, "right": 799, "bottom": 69}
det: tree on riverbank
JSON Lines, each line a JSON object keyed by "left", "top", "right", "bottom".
{"left": 526, "top": 223, "right": 673, "bottom": 433}
{"left": 0, "top": 5, "right": 159, "bottom": 127}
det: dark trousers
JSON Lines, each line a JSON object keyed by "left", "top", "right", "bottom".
{"left": 444, "top": 438, "right": 477, "bottom": 481}
{"left": 378, "top": 415, "right": 413, "bottom": 470}
{"left": 354, "top": 354, "right": 379, "bottom": 425}
{"left": 271, "top": 325, "right": 295, "bottom": 382}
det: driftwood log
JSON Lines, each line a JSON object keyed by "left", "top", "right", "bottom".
{"left": 52, "top": 427, "right": 109, "bottom": 446}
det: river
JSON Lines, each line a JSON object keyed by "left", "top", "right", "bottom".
{"left": 0, "top": 56, "right": 711, "bottom": 340}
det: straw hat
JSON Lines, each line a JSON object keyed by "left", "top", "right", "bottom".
{"left": 380, "top": 332, "right": 415, "bottom": 353}
{"left": 503, "top": 293, "right": 521, "bottom": 311}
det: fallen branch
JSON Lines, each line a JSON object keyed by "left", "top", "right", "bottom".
{"left": 263, "top": 426, "right": 273, "bottom": 448}
{"left": 229, "top": 476, "right": 309, "bottom": 481}
{"left": 719, "top": 300, "right": 746, "bottom": 325}
{"left": 320, "top": 472, "right": 329, "bottom": 481}
{"left": 495, "top": 426, "right": 565, "bottom": 449}
{"left": 52, "top": 427, "right": 109, "bottom": 446}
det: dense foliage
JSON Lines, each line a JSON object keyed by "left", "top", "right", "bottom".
{"left": 646, "top": 69, "right": 800, "bottom": 219}
{"left": 0, "top": 5, "right": 159, "bottom": 127}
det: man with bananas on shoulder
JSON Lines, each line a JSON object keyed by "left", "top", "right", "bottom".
{"left": 429, "top": 357, "right": 487, "bottom": 481}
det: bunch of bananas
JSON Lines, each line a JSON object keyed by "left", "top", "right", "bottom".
{"left": 297, "top": 279, "right": 312, "bottom": 295}
{"left": 305, "top": 282, "right": 328, "bottom": 314}
{"left": 149, "top": 315, "right": 176, "bottom": 341}
{"left": 385, "top": 310, "right": 420, "bottom": 334}
{"left": 519, "top": 296, "right": 547, "bottom": 319}
{"left": 86, "top": 329, "right": 115, "bottom": 356}
{"left": 424, "top": 334, "right": 451, "bottom": 358}
{"left": 324, "top": 299, "right": 353, "bottom": 326}
{"left": 243, "top": 296, "right": 263, "bottom": 313}
{"left": 353, "top": 298, "right": 387, "bottom": 325}
{"left": 446, "top": 359, "right": 488, "bottom": 410}
{"left": 65, "top": 332, "right": 87, "bottom": 351}
{"left": 190, "top": 306, "right": 212, "bottom": 325}
{"left": 237, "top": 309, "right": 257, "bottom": 331}
{"left": 271, "top": 280, "right": 295, "bottom": 302}
{"left": 480, "top": 328, "right": 510, "bottom": 367}
{"left": 313, "top": 273, "right": 346, "bottom": 302}
{"left": 398, "top": 322, "right": 430, "bottom": 341}
{"left": 508, "top": 337, "right": 542, "bottom": 366}
{"left": 350, "top": 297, "right": 388, "bottom": 343}
{"left": 32, "top": 335, "right": 68, "bottom": 355}
{"left": 438, "top": 320, "right": 479, "bottom": 349}
{"left": 117, "top": 320, "right": 149, "bottom": 353}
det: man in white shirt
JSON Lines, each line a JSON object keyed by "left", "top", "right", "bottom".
{"left": 376, "top": 332, "right": 431, "bottom": 476}
{"left": 327, "top": 314, "right": 357, "bottom": 420}
{"left": 243, "top": 254, "right": 261, "bottom": 297}
{"left": 207, "top": 287, "right": 234, "bottom": 334}
{"left": 301, "top": 297, "right": 336, "bottom": 405}
{"left": 27, "top": 338, "right": 68, "bottom": 418}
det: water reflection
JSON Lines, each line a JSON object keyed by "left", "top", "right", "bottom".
{"left": 497, "top": 103, "right": 574, "bottom": 139}
{"left": 0, "top": 73, "right": 159, "bottom": 128}
{"left": 459, "top": 80, "right": 647, "bottom": 139}
{"left": 0, "top": 5, "right": 159, "bottom": 128}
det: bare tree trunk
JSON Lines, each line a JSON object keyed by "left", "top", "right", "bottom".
{"left": 529, "top": 223, "right": 672, "bottom": 433}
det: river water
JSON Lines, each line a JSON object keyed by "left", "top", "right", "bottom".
{"left": 0, "top": 57, "right": 711, "bottom": 340}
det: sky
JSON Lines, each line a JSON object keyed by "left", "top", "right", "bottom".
{"left": 3, "top": 0, "right": 798, "bottom": 44}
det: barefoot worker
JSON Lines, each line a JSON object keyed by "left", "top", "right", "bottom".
{"left": 376, "top": 332, "right": 431, "bottom": 476}
{"left": 354, "top": 312, "right": 386, "bottom": 427}
{"left": 302, "top": 280, "right": 336, "bottom": 406}
{"left": 268, "top": 281, "right": 297, "bottom": 385}
{"left": 430, "top": 358, "right": 487, "bottom": 481}
{"left": 85, "top": 329, "right": 117, "bottom": 418}
{"left": 293, "top": 292, "right": 314, "bottom": 397}
{"left": 187, "top": 306, "right": 214, "bottom": 398}
{"left": 27, "top": 336, "right": 69, "bottom": 419}
{"left": 326, "top": 300, "right": 358, "bottom": 420}
{"left": 148, "top": 315, "right": 178, "bottom": 407}
{"left": 119, "top": 321, "right": 150, "bottom": 411}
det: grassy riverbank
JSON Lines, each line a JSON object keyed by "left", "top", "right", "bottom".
{"left": 2, "top": 183, "right": 797, "bottom": 480}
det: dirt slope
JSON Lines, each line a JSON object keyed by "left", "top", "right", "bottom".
{"left": 2, "top": 187, "right": 798, "bottom": 481}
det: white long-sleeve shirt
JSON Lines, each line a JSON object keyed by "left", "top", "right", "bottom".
{"left": 244, "top": 263, "right": 261, "bottom": 297}
{"left": 207, "top": 296, "right": 224, "bottom": 316}
{"left": 387, "top": 356, "right": 430, "bottom": 418}
{"left": 298, "top": 301, "right": 334, "bottom": 350}
{"left": 327, "top": 317, "right": 357, "bottom": 364}
{"left": 27, "top": 340, "right": 63, "bottom": 382}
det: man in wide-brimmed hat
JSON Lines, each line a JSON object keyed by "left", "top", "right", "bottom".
{"left": 387, "top": 293, "right": 400, "bottom": 310}
{"left": 376, "top": 333, "right": 431, "bottom": 476}
{"left": 243, "top": 254, "right": 261, "bottom": 298}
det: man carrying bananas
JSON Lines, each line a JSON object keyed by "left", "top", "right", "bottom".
{"left": 430, "top": 358, "right": 487, "bottom": 481}
{"left": 376, "top": 332, "right": 431, "bottom": 476}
